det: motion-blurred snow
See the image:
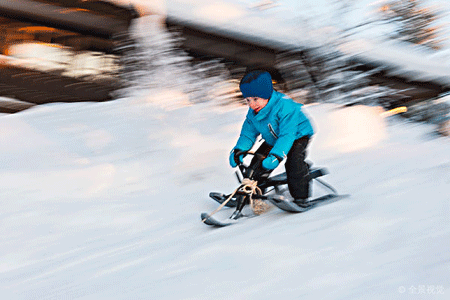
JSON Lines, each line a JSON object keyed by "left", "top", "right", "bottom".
{"left": 0, "top": 89, "right": 448, "bottom": 299}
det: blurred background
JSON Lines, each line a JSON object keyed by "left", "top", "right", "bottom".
{"left": 0, "top": 0, "right": 448, "bottom": 135}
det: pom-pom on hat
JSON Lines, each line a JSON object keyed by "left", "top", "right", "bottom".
{"left": 239, "top": 70, "right": 273, "bottom": 99}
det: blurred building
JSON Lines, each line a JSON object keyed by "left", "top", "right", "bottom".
{"left": 0, "top": 0, "right": 137, "bottom": 113}
{"left": 0, "top": 1, "right": 448, "bottom": 114}
{"left": 165, "top": 16, "right": 449, "bottom": 107}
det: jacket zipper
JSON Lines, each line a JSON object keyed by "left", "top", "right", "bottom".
{"left": 268, "top": 123, "right": 278, "bottom": 139}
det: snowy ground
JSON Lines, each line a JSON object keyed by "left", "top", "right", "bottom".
{"left": 0, "top": 90, "right": 448, "bottom": 299}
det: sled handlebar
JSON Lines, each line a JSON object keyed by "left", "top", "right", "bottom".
{"left": 234, "top": 151, "right": 267, "bottom": 181}
{"left": 234, "top": 150, "right": 266, "bottom": 165}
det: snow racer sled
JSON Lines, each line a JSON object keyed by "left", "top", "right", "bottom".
{"left": 201, "top": 151, "right": 348, "bottom": 227}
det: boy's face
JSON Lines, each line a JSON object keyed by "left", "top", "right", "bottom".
{"left": 245, "top": 97, "right": 269, "bottom": 113}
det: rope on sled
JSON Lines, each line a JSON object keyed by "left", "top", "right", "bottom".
{"left": 201, "top": 185, "right": 240, "bottom": 223}
{"left": 241, "top": 179, "right": 270, "bottom": 216}
{"left": 201, "top": 179, "right": 269, "bottom": 223}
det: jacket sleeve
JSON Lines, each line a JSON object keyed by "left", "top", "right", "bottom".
{"left": 234, "top": 116, "right": 259, "bottom": 151}
{"left": 268, "top": 105, "right": 299, "bottom": 160}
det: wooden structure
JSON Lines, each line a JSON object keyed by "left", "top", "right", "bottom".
{"left": 0, "top": 0, "right": 137, "bottom": 113}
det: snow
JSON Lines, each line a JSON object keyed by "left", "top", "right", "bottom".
{"left": 310, "top": 105, "right": 386, "bottom": 154}
{"left": 0, "top": 90, "right": 449, "bottom": 299}
{"left": 105, "top": 0, "right": 166, "bottom": 16}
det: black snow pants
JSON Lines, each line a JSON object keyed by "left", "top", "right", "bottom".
{"left": 249, "top": 136, "right": 311, "bottom": 200}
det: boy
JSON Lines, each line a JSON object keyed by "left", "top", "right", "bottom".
{"left": 229, "top": 70, "right": 314, "bottom": 204}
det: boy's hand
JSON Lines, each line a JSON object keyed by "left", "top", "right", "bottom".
{"left": 229, "top": 149, "right": 245, "bottom": 167}
{"left": 262, "top": 154, "right": 280, "bottom": 170}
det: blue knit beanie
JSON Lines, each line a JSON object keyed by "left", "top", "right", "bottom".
{"left": 239, "top": 70, "right": 273, "bottom": 99}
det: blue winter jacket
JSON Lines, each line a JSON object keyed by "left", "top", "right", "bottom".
{"left": 234, "top": 91, "right": 314, "bottom": 160}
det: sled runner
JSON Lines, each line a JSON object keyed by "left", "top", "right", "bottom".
{"left": 201, "top": 151, "right": 348, "bottom": 227}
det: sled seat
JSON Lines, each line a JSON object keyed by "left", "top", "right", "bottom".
{"left": 266, "top": 168, "right": 328, "bottom": 186}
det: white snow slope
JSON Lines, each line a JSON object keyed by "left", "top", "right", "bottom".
{"left": 0, "top": 90, "right": 449, "bottom": 299}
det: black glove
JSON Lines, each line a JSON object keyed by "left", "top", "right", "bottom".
{"left": 229, "top": 149, "right": 246, "bottom": 167}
